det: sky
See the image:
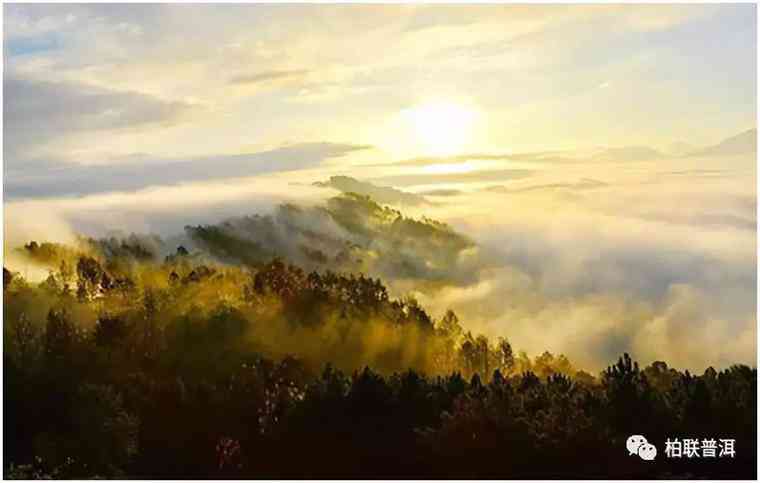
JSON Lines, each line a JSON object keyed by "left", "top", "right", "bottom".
{"left": 3, "top": 4, "right": 757, "bottom": 371}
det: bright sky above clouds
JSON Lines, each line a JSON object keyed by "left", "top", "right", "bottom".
{"left": 4, "top": 3, "right": 756, "bottom": 177}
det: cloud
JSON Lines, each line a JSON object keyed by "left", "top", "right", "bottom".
{"left": 370, "top": 153, "right": 538, "bottom": 168}
{"left": 4, "top": 75, "right": 192, "bottom": 159}
{"left": 418, "top": 189, "right": 463, "bottom": 197}
{"left": 402, "top": 156, "right": 756, "bottom": 371}
{"left": 6, "top": 143, "right": 371, "bottom": 199}
{"left": 370, "top": 169, "right": 535, "bottom": 188}
{"left": 630, "top": 284, "right": 756, "bottom": 370}
{"left": 416, "top": 267, "right": 755, "bottom": 372}
{"left": 663, "top": 169, "right": 725, "bottom": 177}
{"left": 3, "top": 151, "right": 756, "bottom": 373}
{"left": 4, "top": 176, "right": 331, "bottom": 246}
{"left": 229, "top": 69, "right": 310, "bottom": 85}
{"left": 591, "top": 146, "right": 663, "bottom": 161}
{"left": 5, "top": 4, "right": 753, "bottom": 154}
{"left": 484, "top": 178, "right": 608, "bottom": 194}
{"left": 372, "top": 148, "right": 645, "bottom": 171}
{"left": 627, "top": 211, "right": 756, "bottom": 231}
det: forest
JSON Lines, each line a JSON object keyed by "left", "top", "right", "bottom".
{"left": 3, "top": 193, "right": 756, "bottom": 479}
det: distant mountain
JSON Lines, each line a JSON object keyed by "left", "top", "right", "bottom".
{"left": 592, "top": 146, "right": 663, "bottom": 161}
{"left": 665, "top": 141, "right": 697, "bottom": 157}
{"left": 314, "top": 175, "right": 428, "bottom": 206}
{"left": 690, "top": 129, "right": 757, "bottom": 156}
{"left": 184, "top": 192, "right": 478, "bottom": 285}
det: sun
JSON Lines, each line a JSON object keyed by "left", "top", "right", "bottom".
{"left": 402, "top": 101, "right": 477, "bottom": 157}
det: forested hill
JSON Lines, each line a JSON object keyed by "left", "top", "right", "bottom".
{"left": 5, "top": 234, "right": 563, "bottom": 377}
{"left": 185, "top": 192, "right": 479, "bottom": 286}
{"left": 3, "top": 192, "right": 756, "bottom": 479}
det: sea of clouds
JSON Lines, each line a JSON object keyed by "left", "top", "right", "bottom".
{"left": 4, "top": 146, "right": 756, "bottom": 372}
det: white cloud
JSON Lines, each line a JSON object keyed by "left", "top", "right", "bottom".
{"left": 4, "top": 75, "right": 192, "bottom": 161}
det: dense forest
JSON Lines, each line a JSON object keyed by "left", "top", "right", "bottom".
{"left": 3, "top": 194, "right": 756, "bottom": 479}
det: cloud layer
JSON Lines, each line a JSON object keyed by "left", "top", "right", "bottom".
{"left": 5, "top": 145, "right": 755, "bottom": 372}
{"left": 6, "top": 143, "right": 369, "bottom": 199}
{"left": 4, "top": 75, "right": 191, "bottom": 161}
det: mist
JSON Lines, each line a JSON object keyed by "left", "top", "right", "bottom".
{"left": 4, "top": 145, "right": 755, "bottom": 372}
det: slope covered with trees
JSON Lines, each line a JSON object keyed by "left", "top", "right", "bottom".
{"left": 3, "top": 194, "right": 756, "bottom": 479}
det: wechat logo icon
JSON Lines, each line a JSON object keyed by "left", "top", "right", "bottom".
{"left": 627, "top": 434, "right": 657, "bottom": 461}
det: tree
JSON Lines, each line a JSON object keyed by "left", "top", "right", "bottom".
{"left": 459, "top": 332, "right": 478, "bottom": 377}
{"left": 76, "top": 256, "right": 105, "bottom": 301}
{"left": 95, "top": 316, "right": 130, "bottom": 349}
{"left": 602, "top": 353, "right": 656, "bottom": 435}
{"left": 68, "top": 384, "right": 139, "bottom": 476}
{"left": 496, "top": 337, "right": 515, "bottom": 374}
{"left": 58, "top": 260, "right": 74, "bottom": 294}
{"left": 4, "top": 267, "right": 13, "bottom": 290}
{"left": 438, "top": 310, "right": 463, "bottom": 340}
{"left": 7, "top": 312, "right": 41, "bottom": 367}
{"left": 475, "top": 335, "right": 490, "bottom": 378}
{"left": 44, "top": 309, "right": 77, "bottom": 363}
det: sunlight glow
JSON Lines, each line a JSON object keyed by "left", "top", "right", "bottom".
{"left": 402, "top": 101, "right": 477, "bottom": 156}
